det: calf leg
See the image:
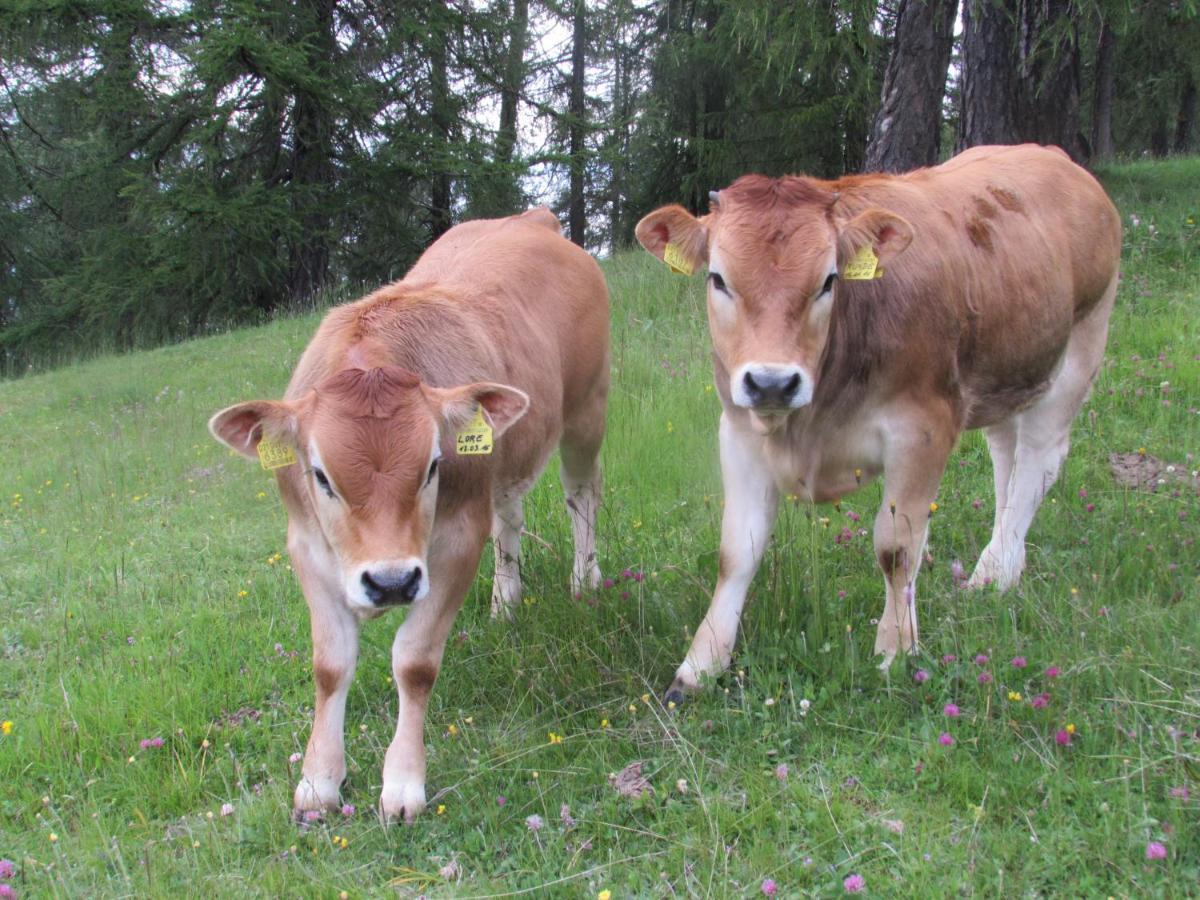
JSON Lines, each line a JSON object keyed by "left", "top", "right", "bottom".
{"left": 289, "top": 527, "right": 360, "bottom": 817}
{"left": 874, "top": 415, "right": 954, "bottom": 669}
{"left": 560, "top": 414, "right": 605, "bottom": 596}
{"left": 970, "top": 277, "right": 1115, "bottom": 591}
{"left": 967, "top": 420, "right": 1018, "bottom": 588}
{"left": 380, "top": 505, "right": 489, "bottom": 823}
{"left": 490, "top": 490, "right": 524, "bottom": 618}
{"left": 668, "top": 413, "right": 778, "bottom": 699}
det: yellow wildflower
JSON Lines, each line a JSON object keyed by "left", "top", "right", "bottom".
{"left": 1, "top": 720, "right": 12, "bottom": 735}
{"left": 548, "top": 732, "right": 563, "bottom": 745}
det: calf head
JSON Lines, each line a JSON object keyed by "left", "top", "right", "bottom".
{"left": 209, "top": 366, "right": 528, "bottom": 611}
{"left": 636, "top": 176, "right": 913, "bottom": 430}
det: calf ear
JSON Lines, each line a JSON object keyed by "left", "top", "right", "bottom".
{"left": 837, "top": 208, "right": 914, "bottom": 272}
{"left": 208, "top": 400, "right": 296, "bottom": 461}
{"left": 431, "top": 382, "right": 531, "bottom": 439}
{"left": 635, "top": 205, "right": 709, "bottom": 274}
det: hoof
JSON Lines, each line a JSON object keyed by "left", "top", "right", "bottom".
{"left": 380, "top": 781, "right": 426, "bottom": 825}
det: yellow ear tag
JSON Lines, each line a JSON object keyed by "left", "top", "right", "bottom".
{"left": 257, "top": 435, "right": 297, "bottom": 471}
{"left": 843, "top": 245, "right": 884, "bottom": 280}
{"left": 663, "top": 243, "right": 694, "bottom": 276}
{"left": 456, "top": 406, "right": 494, "bottom": 456}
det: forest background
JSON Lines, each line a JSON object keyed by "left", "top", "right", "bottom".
{"left": 1, "top": 0, "right": 1197, "bottom": 370}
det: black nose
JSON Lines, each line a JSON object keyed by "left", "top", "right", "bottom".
{"left": 361, "top": 566, "right": 423, "bottom": 605}
{"left": 742, "top": 369, "right": 802, "bottom": 407}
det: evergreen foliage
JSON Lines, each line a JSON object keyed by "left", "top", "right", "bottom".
{"left": 1, "top": 0, "right": 1196, "bottom": 369}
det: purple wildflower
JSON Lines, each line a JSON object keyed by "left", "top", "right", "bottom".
{"left": 1169, "top": 786, "right": 1189, "bottom": 800}
{"left": 1086, "top": 503, "right": 1095, "bottom": 513}
{"left": 632, "top": 571, "right": 645, "bottom": 583}
{"left": 525, "top": 814, "right": 543, "bottom": 832}
{"left": 1044, "top": 666, "right": 1060, "bottom": 679}
{"left": 943, "top": 703, "right": 960, "bottom": 717}
{"left": 1055, "top": 730, "right": 1072, "bottom": 746}
{"left": 288, "top": 752, "right": 302, "bottom": 764}
{"left": 1031, "top": 693, "right": 1050, "bottom": 710}
{"left": 621, "top": 568, "right": 633, "bottom": 579}
{"left": 1010, "top": 656, "right": 1027, "bottom": 669}
{"left": 913, "top": 669, "right": 930, "bottom": 684}
{"left": 938, "top": 733, "right": 955, "bottom": 747}
{"left": 1146, "top": 841, "right": 1167, "bottom": 860}
{"left": 941, "top": 654, "right": 956, "bottom": 664}
{"left": 340, "top": 804, "right": 356, "bottom": 817}
{"left": 0, "top": 883, "right": 14, "bottom": 899}
{"left": 0, "top": 859, "right": 13, "bottom": 879}
{"left": 139, "top": 737, "right": 164, "bottom": 750}
{"left": 602, "top": 578, "right": 615, "bottom": 589}
{"left": 977, "top": 671, "right": 993, "bottom": 684}
{"left": 302, "top": 810, "right": 321, "bottom": 823}
{"left": 496, "top": 795, "right": 506, "bottom": 807}
{"left": 761, "top": 878, "right": 778, "bottom": 896}
{"left": 775, "top": 763, "right": 789, "bottom": 783}
{"left": 844, "top": 873, "right": 866, "bottom": 893}
{"left": 950, "top": 560, "right": 966, "bottom": 582}
{"left": 974, "top": 654, "right": 989, "bottom": 666}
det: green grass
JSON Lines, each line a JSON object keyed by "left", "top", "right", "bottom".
{"left": 1, "top": 157, "right": 1198, "bottom": 897}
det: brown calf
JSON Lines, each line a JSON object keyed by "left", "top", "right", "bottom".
{"left": 210, "top": 208, "right": 609, "bottom": 821}
{"left": 636, "top": 144, "right": 1121, "bottom": 698}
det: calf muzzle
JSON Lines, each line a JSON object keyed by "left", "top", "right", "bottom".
{"left": 361, "top": 565, "right": 423, "bottom": 606}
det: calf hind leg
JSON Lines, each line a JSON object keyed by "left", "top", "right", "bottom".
{"left": 490, "top": 490, "right": 524, "bottom": 618}
{"left": 559, "top": 418, "right": 604, "bottom": 596}
{"left": 966, "top": 420, "right": 1018, "bottom": 589}
{"left": 970, "top": 279, "right": 1116, "bottom": 591}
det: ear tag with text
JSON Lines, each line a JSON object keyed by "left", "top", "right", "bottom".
{"left": 843, "top": 245, "right": 884, "bottom": 280}
{"left": 257, "top": 436, "right": 297, "bottom": 471}
{"left": 663, "top": 242, "right": 694, "bottom": 276}
{"left": 456, "top": 406, "right": 494, "bottom": 456}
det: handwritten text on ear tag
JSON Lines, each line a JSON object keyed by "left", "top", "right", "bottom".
{"left": 663, "top": 243, "right": 694, "bottom": 276}
{"left": 257, "top": 436, "right": 297, "bottom": 470}
{"left": 843, "top": 245, "right": 884, "bottom": 280}
{"left": 456, "top": 406, "right": 494, "bottom": 455}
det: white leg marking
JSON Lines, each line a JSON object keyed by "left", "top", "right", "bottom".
{"left": 672, "top": 413, "right": 778, "bottom": 693}
{"left": 490, "top": 491, "right": 524, "bottom": 618}
{"left": 289, "top": 525, "right": 360, "bottom": 816}
{"left": 561, "top": 462, "right": 602, "bottom": 595}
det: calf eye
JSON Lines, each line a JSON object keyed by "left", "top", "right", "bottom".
{"left": 821, "top": 273, "right": 837, "bottom": 295}
{"left": 312, "top": 467, "right": 335, "bottom": 498}
{"left": 709, "top": 272, "right": 729, "bottom": 294}
{"left": 425, "top": 458, "right": 439, "bottom": 486}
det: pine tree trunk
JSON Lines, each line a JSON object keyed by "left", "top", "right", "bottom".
{"left": 958, "top": 0, "right": 1020, "bottom": 151}
{"left": 430, "top": 14, "right": 453, "bottom": 240}
{"left": 568, "top": 0, "right": 586, "bottom": 248}
{"left": 496, "top": 0, "right": 528, "bottom": 170}
{"left": 287, "top": 0, "right": 336, "bottom": 302}
{"left": 1015, "top": 0, "right": 1086, "bottom": 162}
{"left": 866, "top": 0, "right": 958, "bottom": 173}
{"left": 1175, "top": 73, "right": 1196, "bottom": 154}
{"left": 1090, "top": 20, "right": 1115, "bottom": 160}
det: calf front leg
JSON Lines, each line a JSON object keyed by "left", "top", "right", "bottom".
{"left": 380, "top": 506, "right": 489, "bottom": 823}
{"left": 873, "top": 417, "right": 953, "bottom": 669}
{"left": 289, "top": 527, "right": 360, "bottom": 817}
{"left": 667, "top": 413, "right": 778, "bottom": 700}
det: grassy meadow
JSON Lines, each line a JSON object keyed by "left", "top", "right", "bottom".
{"left": 1, "top": 158, "right": 1198, "bottom": 897}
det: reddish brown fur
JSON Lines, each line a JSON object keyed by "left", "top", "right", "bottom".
{"left": 210, "top": 206, "right": 610, "bottom": 821}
